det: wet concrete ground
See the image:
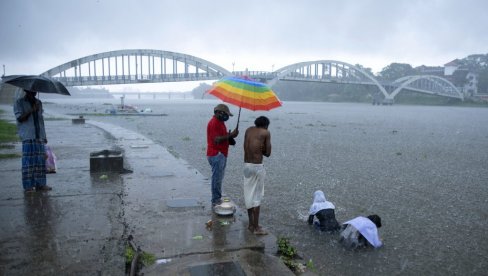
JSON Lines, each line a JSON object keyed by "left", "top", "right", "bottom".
{"left": 45, "top": 99, "right": 488, "bottom": 275}
{"left": 0, "top": 104, "right": 294, "bottom": 275}
{"left": 0, "top": 114, "right": 125, "bottom": 275}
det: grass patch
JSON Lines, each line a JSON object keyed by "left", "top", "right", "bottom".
{"left": 44, "top": 117, "right": 69, "bottom": 121}
{"left": 125, "top": 245, "right": 156, "bottom": 272}
{"left": 0, "top": 144, "right": 15, "bottom": 149}
{"left": 140, "top": 251, "right": 156, "bottom": 266}
{"left": 277, "top": 236, "right": 308, "bottom": 273}
{"left": 167, "top": 146, "right": 180, "bottom": 158}
{"left": 0, "top": 153, "right": 21, "bottom": 159}
{"left": 0, "top": 119, "right": 19, "bottom": 143}
{"left": 125, "top": 246, "right": 135, "bottom": 265}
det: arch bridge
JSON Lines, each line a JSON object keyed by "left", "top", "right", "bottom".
{"left": 41, "top": 49, "right": 462, "bottom": 102}
{"left": 384, "top": 75, "right": 463, "bottom": 101}
{"left": 268, "top": 60, "right": 389, "bottom": 98}
{"left": 42, "top": 49, "right": 231, "bottom": 86}
{"left": 265, "top": 60, "right": 463, "bottom": 102}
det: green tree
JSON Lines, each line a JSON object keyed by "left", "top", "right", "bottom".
{"left": 354, "top": 64, "right": 374, "bottom": 76}
{"left": 478, "top": 68, "right": 488, "bottom": 94}
{"left": 451, "top": 70, "right": 468, "bottom": 87}
{"left": 458, "top": 54, "right": 488, "bottom": 93}
{"left": 378, "top": 63, "right": 415, "bottom": 81}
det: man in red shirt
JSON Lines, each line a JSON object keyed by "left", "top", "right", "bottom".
{"left": 207, "top": 104, "right": 239, "bottom": 207}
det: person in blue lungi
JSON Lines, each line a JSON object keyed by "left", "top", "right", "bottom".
{"left": 13, "top": 89, "right": 52, "bottom": 193}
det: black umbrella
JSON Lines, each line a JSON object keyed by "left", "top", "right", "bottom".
{"left": 2, "top": 75, "right": 70, "bottom": 96}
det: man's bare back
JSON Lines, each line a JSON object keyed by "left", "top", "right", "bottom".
{"left": 242, "top": 116, "right": 271, "bottom": 235}
{"left": 244, "top": 126, "right": 271, "bottom": 164}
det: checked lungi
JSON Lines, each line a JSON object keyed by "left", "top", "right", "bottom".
{"left": 22, "top": 139, "right": 46, "bottom": 190}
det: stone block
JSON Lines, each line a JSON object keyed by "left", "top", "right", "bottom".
{"left": 72, "top": 115, "right": 85, "bottom": 124}
{"left": 90, "top": 149, "right": 123, "bottom": 173}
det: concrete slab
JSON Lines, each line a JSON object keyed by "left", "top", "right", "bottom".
{"left": 142, "top": 249, "right": 293, "bottom": 275}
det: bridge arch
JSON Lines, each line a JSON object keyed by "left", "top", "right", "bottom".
{"left": 388, "top": 75, "right": 463, "bottom": 100}
{"left": 269, "top": 60, "right": 388, "bottom": 98}
{"left": 41, "top": 49, "right": 232, "bottom": 86}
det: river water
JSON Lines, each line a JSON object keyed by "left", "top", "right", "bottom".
{"left": 47, "top": 98, "right": 488, "bottom": 275}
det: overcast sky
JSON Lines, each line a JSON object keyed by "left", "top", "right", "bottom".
{"left": 1, "top": 0, "right": 487, "bottom": 91}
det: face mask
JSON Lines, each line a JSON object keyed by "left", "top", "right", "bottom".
{"left": 219, "top": 113, "right": 229, "bottom": 122}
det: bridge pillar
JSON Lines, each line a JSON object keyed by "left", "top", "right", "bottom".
{"left": 0, "top": 83, "right": 18, "bottom": 104}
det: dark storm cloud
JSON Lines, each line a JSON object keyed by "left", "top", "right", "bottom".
{"left": 1, "top": 0, "right": 487, "bottom": 75}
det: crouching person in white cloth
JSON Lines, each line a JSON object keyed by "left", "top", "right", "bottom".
{"left": 308, "top": 190, "right": 341, "bottom": 232}
{"left": 339, "top": 214, "right": 383, "bottom": 249}
{"left": 243, "top": 116, "right": 271, "bottom": 235}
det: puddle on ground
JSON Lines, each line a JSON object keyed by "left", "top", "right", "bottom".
{"left": 188, "top": 261, "right": 245, "bottom": 276}
{"left": 149, "top": 172, "right": 175, "bottom": 177}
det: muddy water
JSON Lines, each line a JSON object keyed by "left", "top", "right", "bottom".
{"left": 48, "top": 99, "right": 488, "bottom": 275}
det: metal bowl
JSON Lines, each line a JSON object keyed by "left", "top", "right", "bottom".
{"left": 214, "top": 201, "right": 236, "bottom": 216}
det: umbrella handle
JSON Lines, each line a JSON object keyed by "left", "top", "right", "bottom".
{"left": 236, "top": 107, "right": 241, "bottom": 130}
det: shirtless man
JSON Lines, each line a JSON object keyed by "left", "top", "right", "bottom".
{"left": 243, "top": 116, "right": 271, "bottom": 235}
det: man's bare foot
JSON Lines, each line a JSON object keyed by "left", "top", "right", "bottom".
{"left": 253, "top": 227, "right": 268, "bottom": 235}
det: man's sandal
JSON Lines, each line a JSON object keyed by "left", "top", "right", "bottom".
{"left": 24, "top": 188, "right": 36, "bottom": 194}
{"left": 37, "top": 185, "right": 52, "bottom": 191}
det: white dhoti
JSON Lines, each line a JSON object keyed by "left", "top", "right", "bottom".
{"left": 243, "top": 163, "right": 266, "bottom": 209}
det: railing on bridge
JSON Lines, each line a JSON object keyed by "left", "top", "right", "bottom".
{"left": 233, "top": 71, "right": 277, "bottom": 80}
{"left": 53, "top": 72, "right": 222, "bottom": 86}
{"left": 42, "top": 49, "right": 232, "bottom": 87}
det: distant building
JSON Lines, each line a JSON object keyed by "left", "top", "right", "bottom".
{"left": 415, "top": 65, "right": 444, "bottom": 76}
{"left": 414, "top": 60, "right": 477, "bottom": 97}
{"left": 443, "top": 59, "right": 479, "bottom": 97}
{"left": 444, "top": 59, "right": 462, "bottom": 76}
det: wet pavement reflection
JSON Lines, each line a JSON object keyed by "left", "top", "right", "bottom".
{"left": 23, "top": 193, "right": 58, "bottom": 274}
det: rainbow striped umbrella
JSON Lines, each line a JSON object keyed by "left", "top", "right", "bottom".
{"left": 207, "top": 76, "right": 282, "bottom": 127}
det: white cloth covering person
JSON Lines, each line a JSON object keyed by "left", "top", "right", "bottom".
{"left": 243, "top": 163, "right": 265, "bottom": 209}
{"left": 340, "top": 216, "right": 382, "bottom": 248}
{"left": 309, "top": 190, "right": 335, "bottom": 215}
{"left": 308, "top": 190, "right": 341, "bottom": 231}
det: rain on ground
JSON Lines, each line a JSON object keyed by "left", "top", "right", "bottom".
{"left": 47, "top": 99, "right": 488, "bottom": 275}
